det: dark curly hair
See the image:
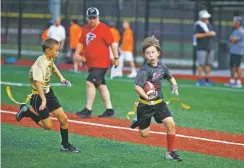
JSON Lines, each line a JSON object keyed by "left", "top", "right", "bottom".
{"left": 142, "top": 35, "right": 161, "bottom": 53}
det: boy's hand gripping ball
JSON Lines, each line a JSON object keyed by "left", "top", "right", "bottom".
{"left": 143, "top": 81, "right": 156, "bottom": 101}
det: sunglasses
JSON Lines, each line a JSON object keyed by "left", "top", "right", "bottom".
{"left": 88, "top": 16, "right": 97, "bottom": 20}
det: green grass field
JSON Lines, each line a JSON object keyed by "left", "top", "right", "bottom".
{"left": 2, "top": 124, "right": 244, "bottom": 168}
{"left": 1, "top": 65, "right": 244, "bottom": 167}
{"left": 1, "top": 65, "right": 244, "bottom": 134}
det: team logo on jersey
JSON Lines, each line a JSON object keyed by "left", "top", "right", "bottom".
{"left": 152, "top": 73, "right": 160, "bottom": 82}
{"left": 86, "top": 32, "right": 96, "bottom": 45}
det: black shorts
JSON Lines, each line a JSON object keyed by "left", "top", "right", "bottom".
{"left": 137, "top": 101, "right": 172, "bottom": 129}
{"left": 87, "top": 68, "right": 108, "bottom": 85}
{"left": 230, "top": 54, "right": 243, "bottom": 68}
{"left": 30, "top": 88, "right": 61, "bottom": 120}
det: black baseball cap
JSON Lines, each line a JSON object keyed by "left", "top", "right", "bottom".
{"left": 86, "top": 7, "right": 99, "bottom": 17}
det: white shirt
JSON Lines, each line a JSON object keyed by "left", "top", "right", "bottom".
{"left": 48, "top": 25, "right": 66, "bottom": 42}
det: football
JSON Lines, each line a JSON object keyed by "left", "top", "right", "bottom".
{"left": 143, "top": 81, "right": 155, "bottom": 95}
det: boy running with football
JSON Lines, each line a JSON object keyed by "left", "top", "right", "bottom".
{"left": 131, "top": 36, "right": 182, "bottom": 161}
{"left": 16, "top": 38, "right": 80, "bottom": 152}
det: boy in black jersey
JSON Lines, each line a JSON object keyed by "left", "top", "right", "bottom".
{"left": 131, "top": 36, "right": 182, "bottom": 161}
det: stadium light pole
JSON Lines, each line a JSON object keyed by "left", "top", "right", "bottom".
{"left": 18, "top": 0, "right": 23, "bottom": 59}
{"left": 134, "top": 0, "right": 139, "bottom": 63}
{"left": 144, "top": 0, "right": 149, "bottom": 38}
{"left": 83, "top": 0, "right": 87, "bottom": 24}
{"left": 192, "top": 0, "right": 199, "bottom": 75}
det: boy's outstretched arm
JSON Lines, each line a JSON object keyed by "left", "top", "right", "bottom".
{"left": 168, "top": 77, "right": 179, "bottom": 96}
{"left": 52, "top": 64, "right": 72, "bottom": 87}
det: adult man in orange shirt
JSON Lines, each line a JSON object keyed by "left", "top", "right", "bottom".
{"left": 108, "top": 21, "right": 122, "bottom": 79}
{"left": 119, "top": 20, "right": 137, "bottom": 78}
{"left": 74, "top": 7, "right": 119, "bottom": 118}
{"left": 69, "top": 19, "right": 82, "bottom": 72}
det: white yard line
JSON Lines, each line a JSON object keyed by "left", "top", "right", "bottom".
{"left": 1, "top": 110, "right": 244, "bottom": 147}
{"left": 0, "top": 81, "right": 64, "bottom": 87}
{"left": 1, "top": 80, "right": 243, "bottom": 93}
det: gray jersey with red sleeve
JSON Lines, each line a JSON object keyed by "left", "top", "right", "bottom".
{"left": 135, "top": 63, "right": 172, "bottom": 99}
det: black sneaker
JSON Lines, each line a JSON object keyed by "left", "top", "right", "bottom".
{"left": 76, "top": 108, "right": 92, "bottom": 118}
{"left": 165, "top": 150, "right": 182, "bottom": 161}
{"left": 98, "top": 109, "right": 116, "bottom": 118}
{"left": 130, "top": 117, "right": 140, "bottom": 129}
{"left": 16, "top": 104, "right": 28, "bottom": 121}
{"left": 60, "top": 143, "right": 80, "bottom": 153}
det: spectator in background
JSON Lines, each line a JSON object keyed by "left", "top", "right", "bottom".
{"left": 118, "top": 20, "right": 137, "bottom": 78}
{"left": 109, "top": 21, "right": 121, "bottom": 79}
{"left": 69, "top": 19, "right": 82, "bottom": 72}
{"left": 193, "top": 10, "right": 216, "bottom": 86}
{"left": 48, "top": 17, "right": 66, "bottom": 66}
{"left": 226, "top": 16, "right": 244, "bottom": 88}
{"left": 74, "top": 7, "right": 119, "bottom": 118}
{"left": 41, "top": 23, "right": 51, "bottom": 41}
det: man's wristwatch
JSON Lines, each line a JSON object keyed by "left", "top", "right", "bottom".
{"left": 114, "top": 57, "right": 119, "bottom": 60}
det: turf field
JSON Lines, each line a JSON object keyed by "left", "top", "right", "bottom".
{"left": 1, "top": 64, "right": 244, "bottom": 167}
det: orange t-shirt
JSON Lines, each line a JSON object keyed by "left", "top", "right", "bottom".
{"left": 70, "top": 24, "right": 82, "bottom": 49}
{"left": 120, "top": 28, "right": 133, "bottom": 52}
{"left": 41, "top": 29, "right": 48, "bottom": 40}
{"left": 80, "top": 22, "right": 114, "bottom": 68}
{"left": 110, "top": 27, "right": 120, "bottom": 43}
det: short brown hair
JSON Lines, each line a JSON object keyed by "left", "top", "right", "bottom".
{"left": 42, "top": 38, "right": 59, "bottom": 52}
{"left": 142, "top": 36, "right": 161, "bottom": 53}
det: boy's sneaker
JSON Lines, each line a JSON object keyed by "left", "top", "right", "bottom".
{"left": 127, "top": 72, "right": 137, "bottom": 78}
{"left": 165, "top": 150, "right": 182, "bottom": 161}
{"left": 196, "top": 79, "right": 206, "bottom": 86}
{"left": 206, "top": 79, "right": 214, "bottom": 87}
{"left": 233, "top": 80, "right": 243, "bottom": 88}
{"left": 60, "top": 143, "right": 80, "bottom": 153}
{"left": 16, "top": 104, "right": 28, "bottom": 121}
{"left": 130, "top": 117, "right": 139, "bottom": 129}
{"left": 76, "top": 108, "right": 92, "bottom": 118}
{"left": 225, "top": 79, "right": 235, "bottom": 87}
{"left": 98, "top": 109, "right": 116, "bottom": 118}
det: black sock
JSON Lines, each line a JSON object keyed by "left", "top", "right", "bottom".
{"left": 25, "top": 109, "right": 41, "bottom": 124}
{"left": 60, "top": 128, "right": 69, "bottom": 145}
{"left": 205, "top": 78, "right": 209, "bottom": 82}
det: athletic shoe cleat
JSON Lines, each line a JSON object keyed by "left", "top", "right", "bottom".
{"left": 60, "top": 143, "right": 80, "bottom": 153}
{"left": 76, "top": 108, "right": 92, "bottom": 118}
{"left": 16, "top": 104, "right": 28, "bottom": 121}
{"left": 196, "top": 79, "right": 206, "bottom": 87}
{"left": 206, "top": 79, "right": 214, "bottom": 87}
{"left": 130, "top": 117, "right": 139, "bottom": 129}
{"left": 165, "top": 150, "right": 182, "bottom": 161}
{"left": 127, "top": 72, "right": 137, "bottom": 78}
{"left": 98, "top": 109, "right": 116, "bottom": 118}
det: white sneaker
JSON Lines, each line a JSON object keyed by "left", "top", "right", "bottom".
{"left": 233, "top": 80, "right": 242, "bottom": 88}
{"left": 224, "top": 79, "right": 235, "bottom": 87}
{"left": 232, "top": 83, "right": 242, "bottom": 88}
{"left": 127, "top": 72, "right": 137, "bottom": 78}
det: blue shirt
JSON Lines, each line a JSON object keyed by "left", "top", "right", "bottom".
{"left": 230, "top": 27, "right": 244, "bottom": 55}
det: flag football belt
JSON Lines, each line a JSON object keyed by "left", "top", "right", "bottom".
{"left": 5, "top": 86, "right": 50, "bottom": 105}
{"left": 126, "top": 98, "right": 190, "bottom": 120}
{"left": 138, "top": 98, "right": 163, "bottom": 105}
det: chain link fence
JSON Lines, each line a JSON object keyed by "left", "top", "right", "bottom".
{"left": 1, "top": 0, "right": 244, "bottom": 68}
